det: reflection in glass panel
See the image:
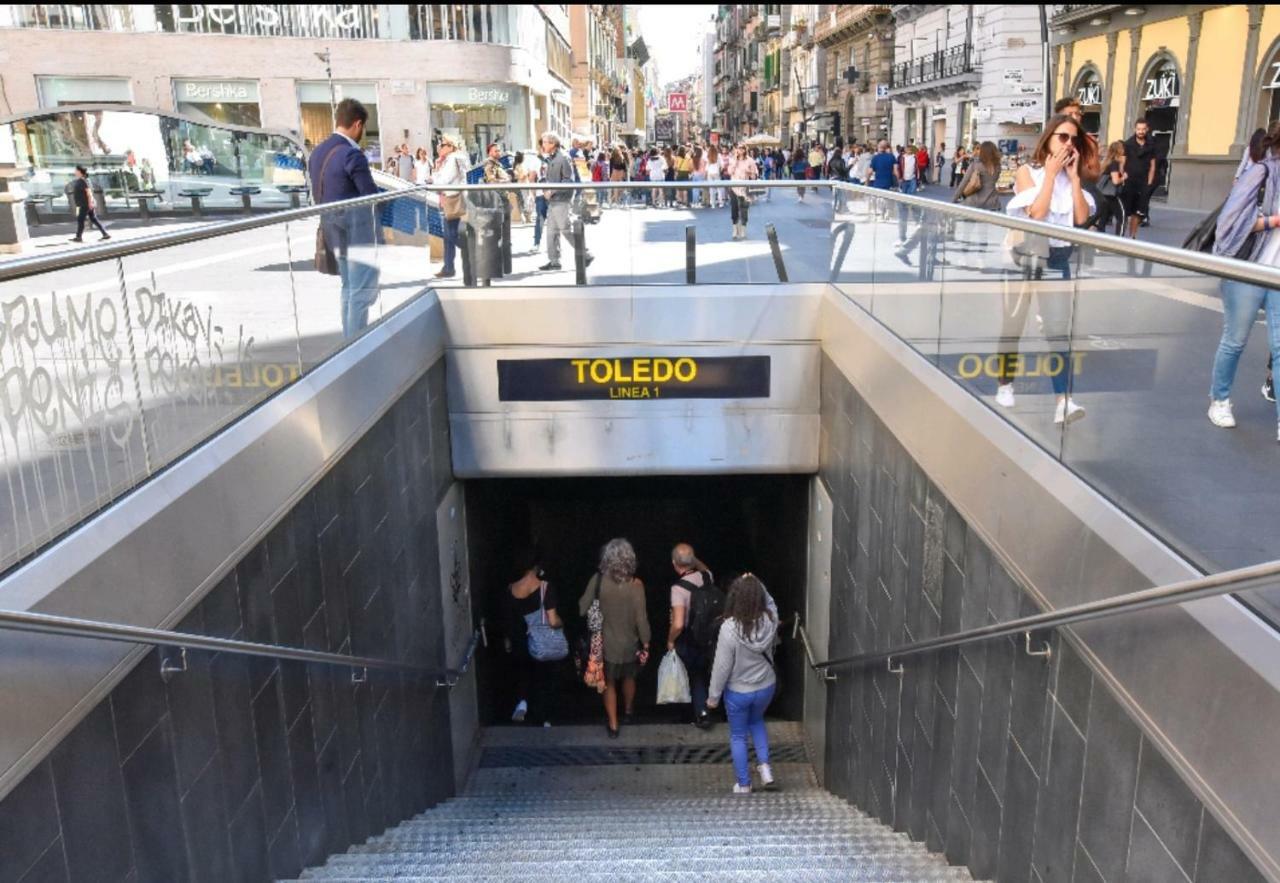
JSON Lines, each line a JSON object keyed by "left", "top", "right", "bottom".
{"left": 3, "top": 105, "right": 305, "bottom": 211}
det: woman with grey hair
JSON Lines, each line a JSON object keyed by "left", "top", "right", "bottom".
{"left": 579, "top": 538, "right": 651, "bottom": 737}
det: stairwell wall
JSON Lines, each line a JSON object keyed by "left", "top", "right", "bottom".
{"left": 0, "top": 358, "right": 456, "bottom": 883}
{"left": 817, "top": 352, "right": 1269, "bottom": 883}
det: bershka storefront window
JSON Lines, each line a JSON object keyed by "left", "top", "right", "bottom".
{"left": 429, "top": 83, "right": 528, "bottom": 162}
{"left": 174, "top": 79, "right": 262, "bottom": 127}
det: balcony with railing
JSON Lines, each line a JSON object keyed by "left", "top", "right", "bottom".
{"left": 889, "top": 43, "right": 976, "bottom": 91}
{"left": 814, "top": 4, "right": 892, "bottom": 46}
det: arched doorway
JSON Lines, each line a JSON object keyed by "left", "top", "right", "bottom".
{"left": 1072, "top": 65, "right": 1104, "bottom": 137}
{"left": 1253, "top": 37, "right": 1280, "bottom": 132}
{"left": 1135, "top": 54, "right": 1180, "bottom": 193}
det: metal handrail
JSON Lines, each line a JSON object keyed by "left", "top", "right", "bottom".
{"left": 808, "top": 558, "right": 1280, "bottom": 675}
{"left": 6, "top": 177, "right": 1279, "bottom": 291}
{"left": 792, "top": 615, "right": 837, "bottom": 682}
{"left": 0, "top": 607, "right": 484, "bottom": 687}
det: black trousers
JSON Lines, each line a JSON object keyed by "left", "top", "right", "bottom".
{"left": 76, "top": 206, "right": 107, "bottom": 238}
{"left": 730, "top": 193, "right": 749, "bottom": 226}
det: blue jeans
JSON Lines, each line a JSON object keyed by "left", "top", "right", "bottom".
{"left": 724, "top": 682, "right": 775, "bottom": 786}
{"left": 442, "top": 216, "right": 461, "bottom": 274}
{"left": 999, "top": 246, "right": 1075, "bottom": 396}
{"left": 338, "top": 252, "right": 379, "bottom": 338}
{"left": 1211, "top": 279, "right": 1280, "bottom": 417}
{"left": 533, "top": 195, "right": 548, "bottom": 247}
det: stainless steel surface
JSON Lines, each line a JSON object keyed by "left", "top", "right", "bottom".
{"left": 441, "top": 285, "right": 822, "bottom": 476}
{"left": 437, "top": 623, "right": 485, "bottom": 688}
{"left": 437, "top": 483, "right": 480, "bottom": 796}
{"left": 797, "top": 619, "right": 839, "bottom": 683}
{"left": 0, "top": 607, "right": 431, "bottom": 673}
{"left": 814, "top": 559, "right": 1280, "bottom": 672}
{"left": 820, "top": 289, "right": 1280, "bottom": 880}
{"left": 0, "top": 292, "right": 448, "bottom": 802}
{"left": 804, "top": 477, "right": 834, "bottom": 785}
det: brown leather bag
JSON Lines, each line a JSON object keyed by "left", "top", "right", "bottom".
{"left": 313, "top": 145, "right": 342, "bottom": 276}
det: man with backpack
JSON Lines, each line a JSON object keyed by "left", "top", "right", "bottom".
{"left": 666, "top": 543, "right": 724, "bottom": 729}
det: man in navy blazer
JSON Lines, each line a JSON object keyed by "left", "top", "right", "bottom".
{"left": 310, "top": 98, "right": 380, "bottom": 338}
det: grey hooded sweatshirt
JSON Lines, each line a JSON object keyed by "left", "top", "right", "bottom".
{"left": 708, "top": 602, "right": 779, "bottom": 702}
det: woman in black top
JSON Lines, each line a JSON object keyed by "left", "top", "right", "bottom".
{"left": 1092, "top": 141, "right": 1127, "bottom": 235}
{"left": 68, "top": 165, "right": 109, "bottom": 243}
{"left": 504, "top": 552, "right": 565, "bottom": 726}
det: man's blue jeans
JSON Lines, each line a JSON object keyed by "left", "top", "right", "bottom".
{"left": 533, "top": 195, "right": 548, "bottom": 247}
{"left": 724, "top": 682, "right": 775, "bottom": 786}
{"left": 441, "top": 217, "right": 461, "bottom": 274}
{"left": 338, "top": 251, "right": 379, "bottom": 339}
{"left": 676, "top": 640, "right": 709, "bottom": 719}
{"left": 897, "top": 178, "right": 919, "bottom": 240}
{"left": 1211, "top": 279, "right": 1280, "bottom": 417}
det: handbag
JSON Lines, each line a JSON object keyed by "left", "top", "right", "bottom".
{"left": 582, "top": 573, "right": 606, "bottom": 693}
{"left": 525, "top": 582, "right": 569, "bottom": 662}
{"left": 440, "top": 154, "right": 468, "bottom": 220}
{"left": 1185, "top": 166, "right": 1267, "bottom": 258}
{"left": 313, "top": 145, "right": 342, "bottom": 276}
{"left": 1096, "top": 172, "right": 1118, "bottom": 198}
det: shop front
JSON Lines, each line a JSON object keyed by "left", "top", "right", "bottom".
{"left": 429, "top": 83, "right": 528, "bottom": 164}
{"left": 35, "top": 76, "right": 132, "bottom": 107}
{"left": 297, "top": 81, "right": 380, "bottom": 152}
{"left": 1073, "top": 67, "right": 1103, "bottom": 136}
{"left": 1137, "top": 58, "right": 1179, "bottom": 192}
{"left": 173, "top": 78, "right": 262, "bottom": 127}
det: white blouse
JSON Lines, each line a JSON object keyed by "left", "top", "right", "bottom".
{"left": 1005, "top": 165, "right": 1094, "bottom": 248}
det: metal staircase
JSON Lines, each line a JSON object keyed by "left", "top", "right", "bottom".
{"left": 287, "top": 722, "right": 979, "bottom": 883}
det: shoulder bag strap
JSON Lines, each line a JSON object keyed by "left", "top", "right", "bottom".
{"left": 539, "top": 581, "right": 549, "bottom": 624}
{"left": 315, "top": 141, "right": 342, "bottom": 203}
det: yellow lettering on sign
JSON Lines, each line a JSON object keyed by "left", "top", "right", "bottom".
{"left": 958, "top": 354, "right": 981, "bottom": 379}
{"left": 590, "top": 359, "right": 610, "bottom": 383}
{"left": 262, "top": 364, "right": 284, "bottom": 388}
{"left": 571, "top": 359, "right": 590, "bottom": 383}
{"left": 613, "top": 358, "right": 632, "bottom": 383}
{"left": 674, "top": 358, "right": 697, "bottom": 382}
{"left": 653, "top": 359, "right": 673, "bottom": 382}
{"left": 633, "top": 359, "right": 651, "bottom": 382}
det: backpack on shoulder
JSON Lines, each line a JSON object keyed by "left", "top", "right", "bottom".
{"left": 678, "top": 572, "right": 725, "bottom": 654}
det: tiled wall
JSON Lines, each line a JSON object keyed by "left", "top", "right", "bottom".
{"left": 0, "top": 359, "right": 456, "bottom": 883}
{"left": 818, "top": 354, "right": 1266, "bottom": 883}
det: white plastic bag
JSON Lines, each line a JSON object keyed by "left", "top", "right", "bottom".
{"left": 655, "top": 650, "right": 691, "bottom": 705}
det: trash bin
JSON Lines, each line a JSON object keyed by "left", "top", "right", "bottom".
{"left": 464, "top": 190, "right": 507, "bottom": 281}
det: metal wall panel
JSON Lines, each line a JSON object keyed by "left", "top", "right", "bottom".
{"left": 436, "top": 483, "right": 479, "bottom": 791}
{"left": 0, "top": 294, "right": 448, "bottom": 801}
{"left": 819, "top": 290, "right": 1280, "bottom": 879}
{"left": 805, "top": 476, "right": 833, "bottom": 787}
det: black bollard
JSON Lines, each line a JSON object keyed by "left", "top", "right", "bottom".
{"left": 686, "top": 224, "right": 696, "bottom": 284}
{"left": 502, "top": 200, "right": 513, "bottom": 275}
{"left": 829, "top": 221, "right": 854, "bottom": 282}
{"left": 766, "top": 223, "right": 788, "bottom": 282}
{"left": 574, "top": 219, "right": 586, "bottom": 285}
{"left": 459, "top": 225, "right": 476, "bottom": 287}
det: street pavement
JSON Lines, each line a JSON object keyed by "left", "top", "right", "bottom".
{"left": 3, "top": 186, "right": 1277, "bottom": 623}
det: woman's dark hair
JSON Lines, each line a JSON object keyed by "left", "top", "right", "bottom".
{"left": 512, "top": 547, "right": 543, "bottom": 581}
{"left": 74, "top": 164, "right": 88, "bottom": 176}
{"left": 610, "top": 147, "right": 624, "bottom": 165}
{"left": 1104, "top": 140, "right": 1125, "bottom": 168}
{"left": 513, "top": 151, "right": 524, "bottom": 166}
{"left": 1032, "top": 113, "right": 1097, "bottom": 172}
{"left": 723, "top": 573, "right": 774, "bottom": 640}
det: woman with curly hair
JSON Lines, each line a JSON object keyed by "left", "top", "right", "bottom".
{"left": 579, "top": 538, "right": 651, "bottom": 738}
{"left": 706, "top": 573, "right": 779, "bottom": 793}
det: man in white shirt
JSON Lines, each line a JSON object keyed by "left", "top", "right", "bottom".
{"left": 666, "top": 543, "right": 716, "bottom": 728}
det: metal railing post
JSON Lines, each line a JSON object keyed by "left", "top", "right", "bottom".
{"left": 686, "top": 224, "right": 696, "bottom": 284}
{"left": 829, "top": 221, "right": 854, "bottom": 282}
{"left": 459, "top": 224, "right": 476, "bottom": 287}
{"left": 502, "top": 199, "right": 513, "bottom": 275}
{"left": 766, "top": 223, "right": 788, "bottom": 282}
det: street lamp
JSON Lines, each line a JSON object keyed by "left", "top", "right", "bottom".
{"left": 315, "top": 49, "right": 336, "bottom": 130}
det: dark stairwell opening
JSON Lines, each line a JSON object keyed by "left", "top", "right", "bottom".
{"left": 465, "top": 475, "right": 812, "bottom": 727}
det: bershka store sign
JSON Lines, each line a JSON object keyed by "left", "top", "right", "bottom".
{"left": 179, "top": 80, "right": 258, "bottom": 103}
{"left": 165, "top": 5, "right": 373, "bottom": 38}
{"left": 497, "top": 356, "right": 771, "bottom": 401}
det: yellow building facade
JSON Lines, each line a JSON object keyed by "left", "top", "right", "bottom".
{"left": 1050, "top": 4, "right": 1279, "bottom": 209}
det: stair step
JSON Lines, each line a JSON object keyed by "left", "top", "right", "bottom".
{"left": 300, "top": 857, "right": 973, "bottom": 879}
{"left": 344, "top": 840, "right": 926, "bottom": 858}
{"left": 296, "top": 874, "right": 967, "bottom": 883}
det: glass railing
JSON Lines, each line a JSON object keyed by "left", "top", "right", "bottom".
{"left": 830, "top": 182, "right": 1280, "bottom": 627}
{"left": 3, "top": 177, "right": 1278, "bottom": 631}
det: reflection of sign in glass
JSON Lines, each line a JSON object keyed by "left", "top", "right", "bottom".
{"left": 1142, "top": 69, "right": 1179, "bottom": 102}
{"left": 496, "top": 356, "right": 771, "bottom": 401}
{"left": 667, "top": 92, "right": 688, "bottom": 112}
{"left": 1077, "top": 81, "right": 1103, "bottom": 105}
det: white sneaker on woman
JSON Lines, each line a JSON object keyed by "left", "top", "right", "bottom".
{"left": 511, "top": 699, "right": 527, "bottom": 722}
{"left": 1054, "top": 398, "right": 1086, "bottom": 425}
{"left": 1207, "top": 399, "right": 1236, "bottom": 428}
{"left": 732, "top": 783, "right": 752, "bottom": 795}
{"left": 995, "top": 384, "right": 1015, "bottom": 408}
{"left": 757, "top": 763, "right": 777, "bottom": 791}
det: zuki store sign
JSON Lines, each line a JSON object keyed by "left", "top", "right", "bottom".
{"left": 497, "top": 356, "right": 771, "bottom": 401}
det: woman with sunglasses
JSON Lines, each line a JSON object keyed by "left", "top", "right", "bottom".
{"left": 997, "top": 114, "right": 1096, "bottom": 425}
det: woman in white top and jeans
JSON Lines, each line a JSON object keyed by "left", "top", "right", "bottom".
{"left": 998, "top": 114, "right": 1096, "bottom": 425}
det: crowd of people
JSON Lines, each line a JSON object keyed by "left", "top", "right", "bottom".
{"left": 503, "top": 539, "right": 781, "bottom": 795}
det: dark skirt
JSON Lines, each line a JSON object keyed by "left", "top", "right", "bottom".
{"left": 604, "top": 660, "right": 641, "bottom": 681}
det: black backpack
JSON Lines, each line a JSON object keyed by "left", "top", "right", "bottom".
{"left": 679, "top": 573, "right": 725, "bottom": 653}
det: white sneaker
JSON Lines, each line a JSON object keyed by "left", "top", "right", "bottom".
{"left": 732, "top": 783, "right": 752, "bottom": 795}
{"left": 1054, "top": 398, "right": 1086, "bottom": 425}
{"left": 1207, "top": 399, "right": 1236, "bottom": 428}
{"left": 757, "top": 763, "right": 776, "bottom": 790}
{"left": 995, "top": 384, "right": 1016, "bottom": 408}
{"left": 511, "top": 700, "right": 527, "bottom": 722}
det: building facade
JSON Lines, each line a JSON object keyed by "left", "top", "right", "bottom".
{"left": 1049, "top": 3, "right": 1280, "bottom": 210}
{"left": 570, "top": 4, "right": 626, "bottom": 145}
{"left": 784, "top": 3, "right": 825, "bottom": 146}
{"left": 814, "top": 5, "right": 894, "bottom": 145}
{"left": 0, "top": 4, "right": 574, "bottom": 163}
{"left": 889, "top": 5, "right": 1045, "bottom": 159}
